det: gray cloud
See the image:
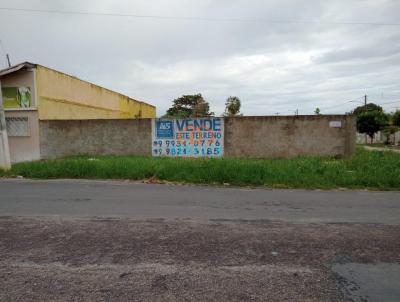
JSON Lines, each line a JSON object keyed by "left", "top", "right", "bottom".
{"left": 0, "top": 0, "right": 399, "bottom": 116}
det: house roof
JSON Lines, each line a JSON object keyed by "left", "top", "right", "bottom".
{"left": 0, "top": 62, "right": 37, "bottom": 77}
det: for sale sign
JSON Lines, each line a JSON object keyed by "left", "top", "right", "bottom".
{"left": 152, "top": 118, "right": 224, "bottom": 157}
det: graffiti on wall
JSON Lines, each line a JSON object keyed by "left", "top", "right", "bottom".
{"left": 1, "top": 87, "right": 32, "bottom": 108}
{"left": 152, "top": 118, "right": 224, "bottom": 157}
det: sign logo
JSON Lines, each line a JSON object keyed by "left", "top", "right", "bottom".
{"left": 156, "top": 120, "right": 174, "bottom": 139}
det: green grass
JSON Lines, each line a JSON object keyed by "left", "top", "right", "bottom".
{"left": 1, "top": 147, "right": 400, "bottom": 190}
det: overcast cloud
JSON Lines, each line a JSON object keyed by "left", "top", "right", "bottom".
{"left": 0, "top": 0, "right": 399, "bottom": 116}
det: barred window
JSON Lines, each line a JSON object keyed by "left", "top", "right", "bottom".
{"left": 6, "top": 117, "right": 30, "bottom": 137}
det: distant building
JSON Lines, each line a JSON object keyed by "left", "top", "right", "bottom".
{"left": 0, "top": 62, "right": 156, "bottom": 162}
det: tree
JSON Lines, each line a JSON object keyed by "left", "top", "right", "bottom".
{"left": 383, "top": 110, "right": 400, "bottom": 145}
{"left": 357, "top": 111, "right": 389, "bottom": 143}
{"left": 351, "top": 102, "right": 386, "bottom": 144}
{"left": 224, "top": 96, "right": 241, "bottom": 117}
{"left": 393, "top": 110, "right": 400, "bottom": 127}
{"left": 192, "top": 99, "right": 213, "bottom": 117}
{"left": 164, "top": 94, "right": 214, "bottom": 118}
{"left": 352, "top": 103, "right": 383, "bottom": 116}
{"left": 314, "top": 108, "right": 320, "bottom": 115}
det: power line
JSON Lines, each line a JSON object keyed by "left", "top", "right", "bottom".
{"left": 319, "top": 96, "right": 365, "bottom": 111}
{"left": 319, "top": 102, "right": 351, "bottom": 111}
{"left": 1, "top": 7, "right": 400, "bottom": 26}
{"left": 379, "top": 100, "right": 400, "bottom": 105}
{"left": 320, "top": 97, "right": 400, "bottom": 113}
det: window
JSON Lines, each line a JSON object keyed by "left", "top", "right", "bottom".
{"left": 2, "top": 87, "right": 32, "bottom": 109}
{"left": 5, "top": 117, "right": 30, "bottom": 137}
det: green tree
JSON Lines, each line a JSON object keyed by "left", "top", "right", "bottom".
{"left": 357, "top": 111, "right": 389, "bottom": 143}
{"left": 164, "top": 94, "right": 214, "bottom": 118}
{"left": 393, "top": 110, "right": 400, "bottom": 127}
{"left": 314, "top": 107, "right": 320, "bottom": 115}
{"left": 224, "top": 96, "right": 242, "bottom": 117}
{"left": 352, "top": 103, "right": 383, "bottom": 116}
{"left": 351, "top": 102, "right": 386, "bottom": 143}
{"left": 383, "top": 110, "right": 400, "bottom": 145}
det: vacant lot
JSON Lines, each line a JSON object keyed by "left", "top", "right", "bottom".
{"left": 1, "top": 147, "right": 399, "bottom": 190}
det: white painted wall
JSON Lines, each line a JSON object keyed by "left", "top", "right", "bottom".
{"left": 1, "top": 68, "right": 40, "bottom": 163}
{"left": 0, "top": 79, "right": 11, "bottom": 169}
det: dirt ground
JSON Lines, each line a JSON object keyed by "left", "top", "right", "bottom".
{"left": 0, "top": 217, "right": 399, "bottom": 301}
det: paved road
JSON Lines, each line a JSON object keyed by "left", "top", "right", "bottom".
{"left": 332, "top": 263, "right": 400, "bottom": 302}
{"left": 0, "top": 179, "right": 399, "bottom": 224}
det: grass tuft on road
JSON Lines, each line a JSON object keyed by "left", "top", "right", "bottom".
{"left": 1, "top": 147, "right": 400, "bottom": 190}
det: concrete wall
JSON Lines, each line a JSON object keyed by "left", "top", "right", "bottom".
{"left": 36, "top": 65, "right": 156, "bottom": 120}
{"left": 40, "top": 119, "right": 151, "bottom": 159}
{"left": 224, "top": 115, "right": 355, "bottom": 158}
{"left": 39, "top": 115, "right": 355, "bottom": 159}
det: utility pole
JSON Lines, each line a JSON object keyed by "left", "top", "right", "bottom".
{"left": 364, "top": 94, "right": 368, "bottom": 144}
{"left": 6, "top": 54, "right": 11, "bottom": 67}
{"left": 0, "top": 79, "right": 11, "bottom": 170}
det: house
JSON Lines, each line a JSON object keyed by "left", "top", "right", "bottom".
{"left": 0, "top": 62, "right": 156, "bottom": 163}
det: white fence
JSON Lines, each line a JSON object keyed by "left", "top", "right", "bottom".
{"left": 356, "top": 131, "right": 400, "bottom": 145}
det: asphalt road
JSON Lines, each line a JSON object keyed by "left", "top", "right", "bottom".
{"left": 0, "top": 179, "right": 399, "bottom": 224}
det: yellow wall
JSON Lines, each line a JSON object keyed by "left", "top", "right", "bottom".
{"left": 36, "top": 66, "right": 155, "bottom": 120}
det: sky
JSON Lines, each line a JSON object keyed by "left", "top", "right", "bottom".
{"left": 0, "top": 0, "right": 399, "bottom": 116}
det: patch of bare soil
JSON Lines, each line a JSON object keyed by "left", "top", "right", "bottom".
{"left": 0, "top": 217, "right": 399, "bottom": 301}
